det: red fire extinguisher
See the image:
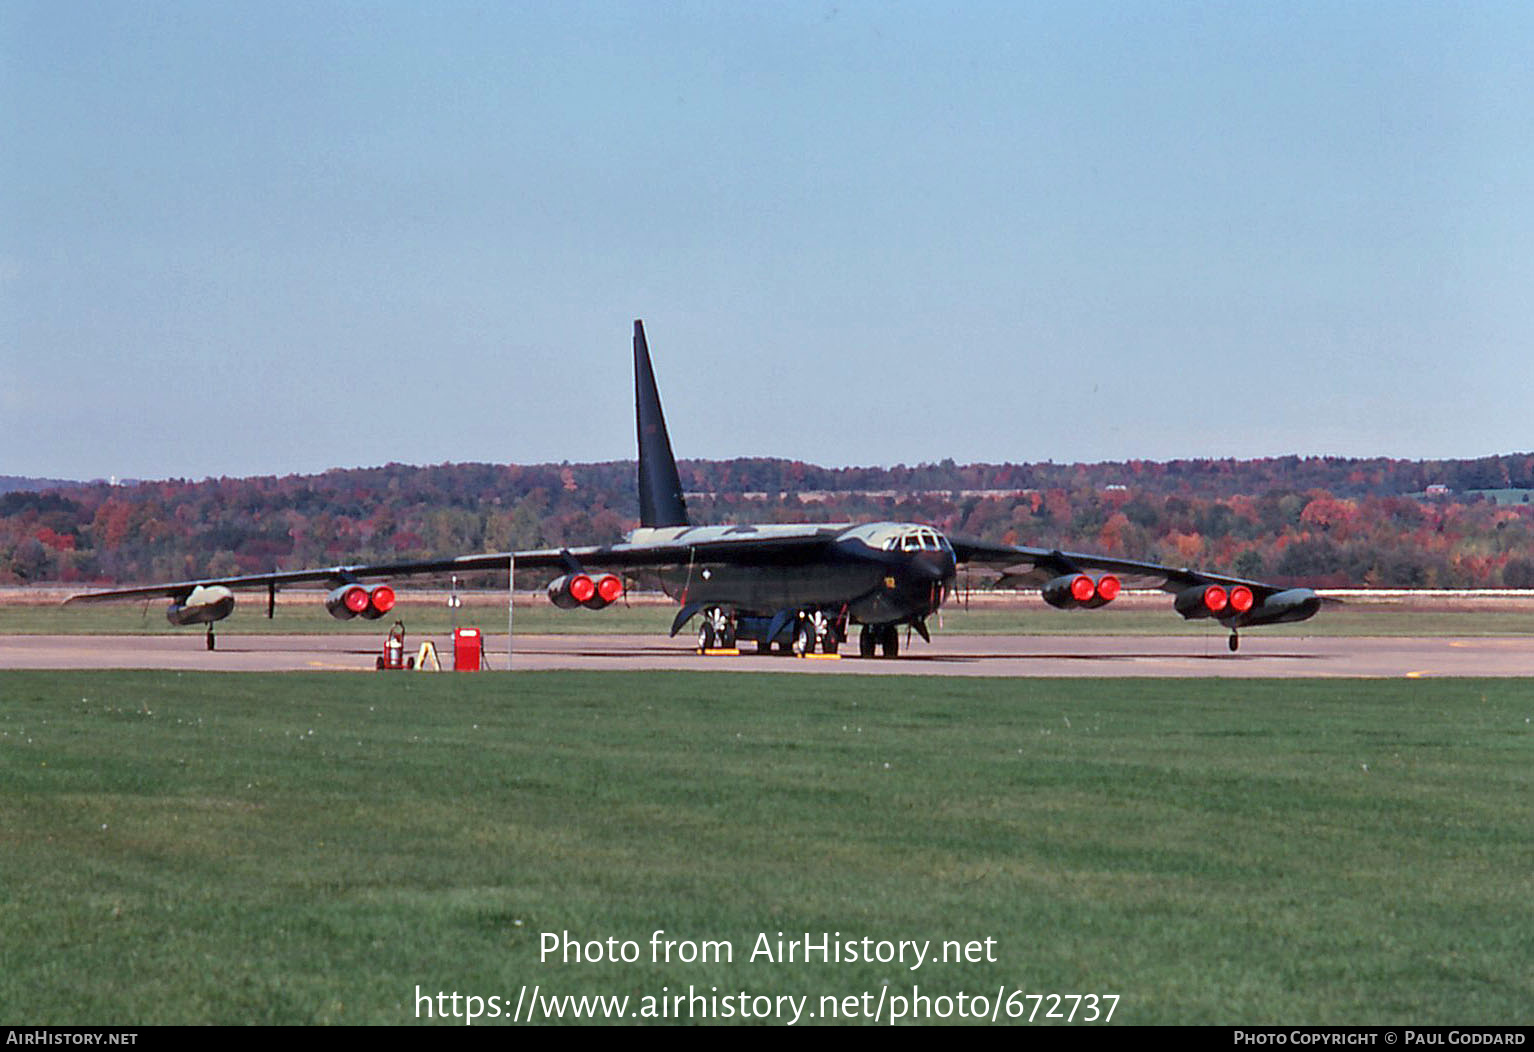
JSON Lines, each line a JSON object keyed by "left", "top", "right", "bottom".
{"left": 377, "top": 620, "right": 414, "bottom": 670}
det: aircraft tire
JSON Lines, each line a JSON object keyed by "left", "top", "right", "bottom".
{"left": 793, "top": 620, "right": 814, "bottom": 657}
{"left": 859, "top": 625, "right": 877, "bottom": 659}
{"left": 880, "top": 624, "right": 900, "bottom": 659}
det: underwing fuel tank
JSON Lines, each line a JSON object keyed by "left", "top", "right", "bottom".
{"left": 166, "top": 585, "right": 236, "bottom": 626}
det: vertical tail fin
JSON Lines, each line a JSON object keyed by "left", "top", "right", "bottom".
{"left": 634, "top": 320, "right": 689, "bottom": 528}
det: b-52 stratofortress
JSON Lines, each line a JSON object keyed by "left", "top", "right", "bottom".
{"left": 69, "top": 321, "right": 1322, "bottom": 655}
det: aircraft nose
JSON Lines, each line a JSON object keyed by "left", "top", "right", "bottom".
{"left": 907, "top": 550, "right": 954, "bottom": 583}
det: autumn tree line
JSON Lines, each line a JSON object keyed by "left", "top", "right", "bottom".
{"left": 5, "top": 453, "right": 1534, "bottom": 589}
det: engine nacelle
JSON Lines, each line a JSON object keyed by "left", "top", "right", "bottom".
{"left": 326, "top": 583, "right": 396, "bottom": 620}
{"left": 359, "top": 584, "right": 396, "bottom": 620}
{"left": 1041, "top": 573, "right": 1120, "bottom": 610}
{"left": 547, "top": 573, "right": 623, "bottom": 610}
{"left": 547, "top": 573, "right": 590, "bottom": 609}
{"left": 1093, "top": 574, "right": 1121, "bottom": 606}
{"left": 1227, "top": 587, "right": 1321, "bottom": 628}
{"left": 167, "top": 585, "right": 235, "bottom": 626}
{"left": 587, "top": 573, "right": 623, "bottom": 609}
{"left": 1174, "top": 583, "right": 1228, "bottom": 619}
{"left": 1227, "top": 584, "right": 1254, "bottom": 615}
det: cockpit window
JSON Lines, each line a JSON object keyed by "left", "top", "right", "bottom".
{"left": 874, "top": 526, "right": 951, "bottom": 553}
{"left": 892, "top": 528, "right": 947, "bottom": 552}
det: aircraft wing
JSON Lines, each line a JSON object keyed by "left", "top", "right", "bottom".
{"left": 64, "top": 554, "right": 529, "bottom": 603}
{"left": 65, "top": 530, "right": 844, "bottom": 603}
{"left": 948, "top": 536, "right": 1288, "bottom": 598}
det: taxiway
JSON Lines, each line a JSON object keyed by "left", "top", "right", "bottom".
{"left": 1, "top": 633, "right": 1528, "bottom": 677}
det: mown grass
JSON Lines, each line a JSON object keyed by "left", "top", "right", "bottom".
{"left": 1, "top": 672, "right": 1529, "bottom": 1024}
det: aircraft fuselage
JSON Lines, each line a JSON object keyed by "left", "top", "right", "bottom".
{"left": 625, "top": 521, "right": 956, "bottom": 627}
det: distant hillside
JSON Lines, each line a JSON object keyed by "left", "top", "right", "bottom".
{"left": 0, "top": 475, "right": 97, "bottom": 495}
{"left": 4, "top": 453, "right": 1533, "bottom": 589}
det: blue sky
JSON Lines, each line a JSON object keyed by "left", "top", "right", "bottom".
{"left": 4, "top": 2, "right": 1531, "bottom": 480}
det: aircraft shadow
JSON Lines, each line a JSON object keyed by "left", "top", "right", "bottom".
{"left": 547, "top": 646, "right": 1325, "bottom": 663}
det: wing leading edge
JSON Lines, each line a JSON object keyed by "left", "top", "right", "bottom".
{"left": 65, "top": 529, "right": 846, "bottom": 604}
{"left": 949, "top": 536, "right": 1270, "bottom": 594}
{"left": 948, "top": 535, "right": 1323, "bottom": 634}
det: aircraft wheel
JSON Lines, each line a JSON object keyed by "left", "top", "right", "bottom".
{"left": 859, "top": 626, "right": 877, "bottom": 659}
{"left": 792, "top": 620, "right": 814, "bottom": 657}
{"left": 756, "top": 639, "right": 773, "bottom": 655}
{"left": 206, "top": 629, "right": 216, "bottom": 652}
{"left": 1228, "top": 632, "right": 1240, "bottom": 652}
{"left": 822, "top": 630, "right": 839, "bottom": 655}
{"left": 880, "top": 624, "right": 900, "bottom": 659}
{"left": 701, "top": 606, "right": 732, "bottom": 650}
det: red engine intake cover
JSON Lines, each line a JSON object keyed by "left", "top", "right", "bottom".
{"left": 370, "top": 585, "right": 396, "bottom": 615}
{"left": 596, "top": 574, "right": 623, "bottom": 603}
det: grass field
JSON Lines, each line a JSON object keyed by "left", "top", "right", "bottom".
{"left": 1, "top": 671, "right": 1529, "bottom": 1024}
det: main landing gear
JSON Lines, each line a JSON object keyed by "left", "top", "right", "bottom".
{"left": 699, "top": 607, "right": 844, "bottom": 656}
{"left": 697, "top": 606, "right": 737, "bottom": 650}
{"left": 792, "top": 611, "right": 840, "bottom": 657}
{"left": 206, "top": 625, "right": 216, "bottom": 651}
{"left": 858, "top": 624, "right": 900, "bottom": 659}
{"left": 1228, "top": 630, "right": 1240, "bottom": 652}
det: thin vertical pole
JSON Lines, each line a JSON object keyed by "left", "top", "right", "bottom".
{"left": 507, "top": 553, "right": 515, "bottom": 669}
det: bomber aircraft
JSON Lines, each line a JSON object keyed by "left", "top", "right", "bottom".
{"left": 68, "top": 321, "right": 1322, "bottom": 655}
